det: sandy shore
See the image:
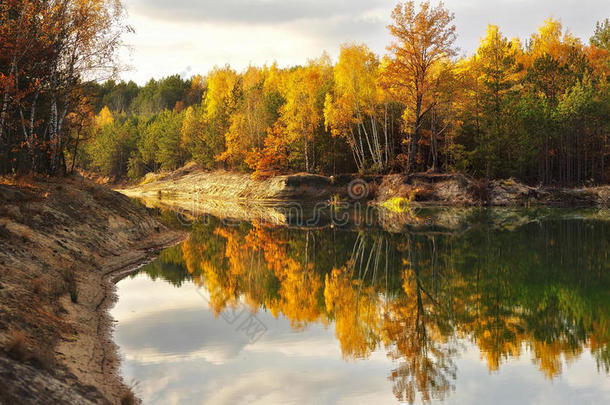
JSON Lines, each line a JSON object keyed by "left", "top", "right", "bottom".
{"left": 0, "top": 175, "right": 186, "bottom": 404}
{"left": 122, "top": 163, "right": 610, "bottom": 208}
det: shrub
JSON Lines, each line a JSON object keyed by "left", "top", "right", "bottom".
{"left": 30, "top": 345, "right": 56, "bottom": 371}
{"left": 5, "top": 330, "right": 27, "bottom": 361}
{"left": 31, "top": 277, "right": 44, "bottom": 295}
{"left": 0, "top": 224, "right": 12, "bottom": 240}
{"left": 121, "top": 391, "right": 136, "bottom": 405}
{"left": 62, "top": 269, "right": 79, "bottom": 304}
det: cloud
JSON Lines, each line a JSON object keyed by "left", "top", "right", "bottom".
{"left": 114, "top": 307, "right": 251, "bottom": 363}
{"left": 447, "top": 0, "right": 610, "bottom": 55}
{"left": 119, "top": 0, "right": 610, "bottom": 84}
{"left": 127, "top": 0, "right": 390, "bottom": 25}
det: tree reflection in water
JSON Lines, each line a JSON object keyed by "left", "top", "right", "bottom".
{"left": 137, "top": 213, "right": 610, "bottom": 403}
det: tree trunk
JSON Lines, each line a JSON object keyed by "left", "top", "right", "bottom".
{"left": 431, "top": 110, "right": 439, "bottom": 173}
{"left": 71, "top": 129, "right": 81, "bottom": 173}
{"left": 304, "top": 136, "right": 310, "bottom": 172}
{"left": 408, "top": 94, "right": 423, "bottom": 173}
{"left": 0, "top": 56, "right": 17, "bottom": 145}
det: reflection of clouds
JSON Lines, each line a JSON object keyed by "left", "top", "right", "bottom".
{"left": 113, "top": 274, "right": 610, "bottom": 405}
{"left": 115, "top": 307, "right": 250, "bottom": 364}
{"left": 123, "top": 347, "right": 238, "bottom": 366}
{"left": 441, "top": 343, "right": 610, "bottom": 405}
{"left": 558, "top": 351, "right": 610, "bottom": 396}
{"left": 113, "top": 275, "right": 396, "bottom": 404}
{"left": 202, "top": 368, "right": 391, "bottom": 405}
{"left": 245, "top": 336, "right": 339, "bottom": 359}
{"left": 122, "top": 355, "right": 395, "bottom": 405}
{"left": 110, "top": 275, "right": 203, "bottom": 322}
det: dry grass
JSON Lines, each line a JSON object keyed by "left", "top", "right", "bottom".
{"left": 70, "top": 284, "right": 79, "bottom": 303}
{"left": 120, "top": 391, "right": 137, "bottom": 405}
{"left": 31, "top": 277, "right": 44, "bottom": 295}
{"left": 47, "top": 268, "right": 78, "bottom": 302}
{"left": 0, "top": 204, "right": 20, "bottom": 218}
{"left": 62, "top": 268, "right": 79, "bottom": 303}
{"left": 5, "top": 330, "right": 28, "bottom": 361}
{"left": 0, "top": 224, "right": 11, "bottom": 239}
{"left": 0, "top": 174, "right": 40, "bottom": 189}
{"left": 30, "top": 344, "right": 56, "bottom": 371}
{"left": 20, "top": 227, "right": 32, "bottom": 243}
{"left": 25, "top": 202, "right": 45, "bottom": 216}
{"left": 49, "top": 278, "right": 67, "bottom": 299}
{"left": 4, "top": 331, "right": 56, "bottom": 371}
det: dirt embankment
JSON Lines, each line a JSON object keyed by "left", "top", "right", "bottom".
{"left": 121, "top": 162, "right": 365, "bottom": 202}
{"left": 376, "top": 173, "right": 610, "bottom": 207}
{"left": 119, "top": 163, "right": 384, "bottom": 224}
{"left": 117, "top": 164, "right": 610, "bottom": 235}
{"left": 123, "top": 163, "right": 609, "bottom": 208}
{"left": 0, "top": 175, "right": 186, "bottom": 404}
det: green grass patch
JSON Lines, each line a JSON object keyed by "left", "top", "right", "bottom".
{"left": 381, "top": 196, "right": 416, "bottom": 213}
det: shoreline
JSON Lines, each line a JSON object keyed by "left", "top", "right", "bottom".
{"left": 0, "top": 175, "right": 186, "bottom": 404}
{"left": 120, "top": 164, "right": 610, "bottom": 208}
{"left": 1, "top": 168, "right": 608, "bottom": 404}
{"left": 57, "top": 229, "right": 187, "bottom": 404}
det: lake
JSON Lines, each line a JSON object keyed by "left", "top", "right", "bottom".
{"left": 110, "top": 207, "right": 610, "bottom": 404}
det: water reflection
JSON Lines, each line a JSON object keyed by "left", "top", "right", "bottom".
{"left": 120, "top": 211, "right": 610, "bottom": 403}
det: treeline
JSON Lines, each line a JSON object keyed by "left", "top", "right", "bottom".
{"left": 0, "top": 0, "right": 126, "bottom": 175}
{"left": 74, "top": 75, "right": 205, "bottom": 177}
{"left": 2, "top": 2, "right": 609, "bottom": 186}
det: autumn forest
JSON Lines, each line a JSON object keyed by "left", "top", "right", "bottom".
{"left": 1, "top": 1, "right": 609, "bottom": 403}
{"left": 1, "top": 1, "right": 609, "bottom": 185}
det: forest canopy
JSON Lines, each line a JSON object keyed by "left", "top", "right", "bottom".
{"left": 1, "top": 1, "right": 609, "bottom": 186}
{"left": 0, "top": 0, "right": 127, "bottom": 175}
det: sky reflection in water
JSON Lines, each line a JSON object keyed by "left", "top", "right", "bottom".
{"left": 111, "top": 210, "right": 610, "bottom": 404}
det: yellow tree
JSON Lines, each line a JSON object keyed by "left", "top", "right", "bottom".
{"left": 324, "top": 43, "right": 393, "bottom": 172}
{"left": 205, "top": 65, "right": 240, "bottom": 145}
{"left": 528, "top": 18, "right": 581, "bottom": 64}
{"left": 427, "top": 59, "right": 458, "bottom": 172}
{"left": 219, "top": 66, "right": 272, "bottom": 167}
{"left": 383, "top": 1, "right": 457, "bottom": 172}
{"left": 523, "top": 19, "right": 584, "bottom": 103}
{"left": 243, "top": 63, "right": 291, "bottom": 178}
{"left": 280, "top": 55, "right": 332, "bottom": 172}
{"left": 66, "top": 95, "right": 96, "bottom": 173}
{"left": 245, "top": 121, "right": 291, "bottom": 179}
{"left": 473, "top": 25, "right": 521, "bottom": 178}
{"left": 96, "top": 106, "right": 114, "bottom": 127}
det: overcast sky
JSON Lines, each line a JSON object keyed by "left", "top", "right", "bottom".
{"left": 119, "top": 0, "right": 610, "bottom": 84}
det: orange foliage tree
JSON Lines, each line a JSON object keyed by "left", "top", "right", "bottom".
{"left": 0, "top": 0, "right": 127, "bottom": 174}
{"left": 383, "top": 0, "right": 457, "bottom": 172}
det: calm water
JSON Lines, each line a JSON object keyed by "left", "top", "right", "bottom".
{"left": 111, "top": 208, "right": 610, "bottom": 404}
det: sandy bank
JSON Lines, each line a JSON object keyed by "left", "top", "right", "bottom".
{"left": 122, "top": 163, "right": 609, "bottom": 208}
{"left": 119, "top": 165, "right": 609, "bottom": 235}
{"left": 0, "top": 175, "right": 186, "bottom": 404}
